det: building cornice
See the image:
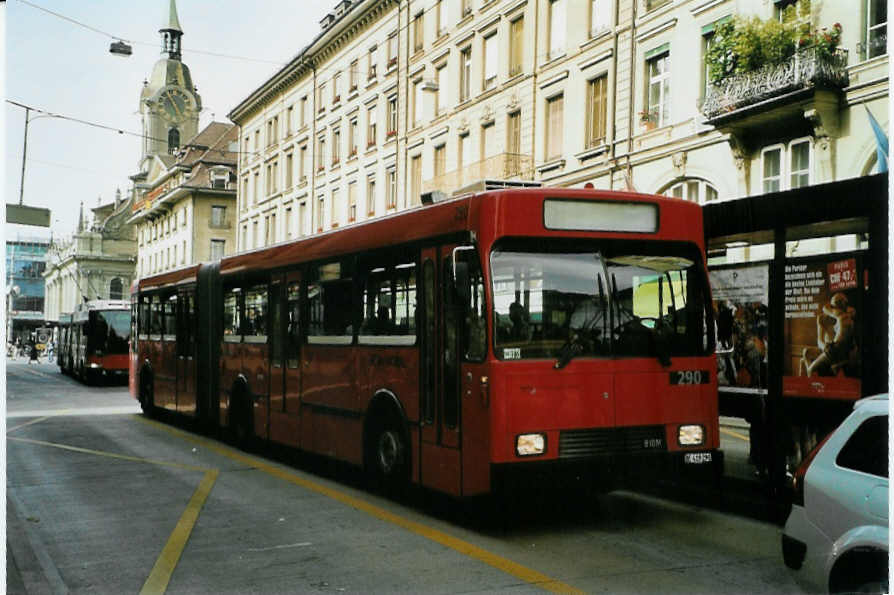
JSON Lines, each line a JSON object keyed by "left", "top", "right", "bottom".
{"left": 228, "top": 0, "right": 398, "bottom": 124}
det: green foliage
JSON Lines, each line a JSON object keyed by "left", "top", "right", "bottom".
{"left": 705, "top": 0, "right": 843, "bottom": 85}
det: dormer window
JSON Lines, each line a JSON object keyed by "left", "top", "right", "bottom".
{"left": 210, "top": 166, "right": 230, "bottom": 189}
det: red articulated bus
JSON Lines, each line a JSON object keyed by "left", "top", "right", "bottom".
{"left": 58, "top": 300, "right": 131, "bottom": 384}
{"left": 131, "top": 187, "right": 720, "bottom": 497}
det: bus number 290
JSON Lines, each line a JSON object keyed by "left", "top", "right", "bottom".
{"left": 670, "top": 370, "right": 710, "bottom": 385}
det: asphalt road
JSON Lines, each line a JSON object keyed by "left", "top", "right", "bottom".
{"left": 6, "top": 359, "right": 802, "bottom": 594}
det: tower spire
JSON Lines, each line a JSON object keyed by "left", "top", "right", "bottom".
{"left": 160, "top": 0, "right": 183, "bottom": 60}
{"left": 77, "top": 201, "right": 85, "bottom": 233}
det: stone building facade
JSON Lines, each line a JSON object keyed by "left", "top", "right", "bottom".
{"left": 228, "top": 0, "right": 887, "bottom": 257}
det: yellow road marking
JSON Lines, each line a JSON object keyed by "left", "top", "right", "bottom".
{"left": 138, "top": 416, "right": 583, "bottom": 594}
{"left": 9, "top": 432, "right": 216, "bottom": 593}
{"left": 6, "top": 436, "right": 211, "bottom": 473}
{"left": 720, "top": 427, "right": 749, "bottom": 442}
{"left": 140, "top": 470, "right": 218, "bottom": 595}
{"left": 7, "top": 416, "right": 53, "bottom": 434}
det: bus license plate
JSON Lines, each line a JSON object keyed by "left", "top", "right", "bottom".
{"left": 670, "top": 370, "right": 710, "bottom": 385}
{"left": 684, "top": 452, "right": 712, "bottom": 465}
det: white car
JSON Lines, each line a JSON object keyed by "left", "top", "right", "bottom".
{"left": 782, "top": 394, "right": 888, "bottom": 594}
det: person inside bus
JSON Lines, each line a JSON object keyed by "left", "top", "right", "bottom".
{"left": 507, "top": 302, "right": 532, "bottom": 341}
{"left": 371, "top": 305, "right": 393, "bottom": 335}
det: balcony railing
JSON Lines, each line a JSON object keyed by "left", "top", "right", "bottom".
{"left": 422, "top": 153, "right": 534, "bottom": 196}
{"left": 702, "top": 47, "right": 849, "bottom": 121}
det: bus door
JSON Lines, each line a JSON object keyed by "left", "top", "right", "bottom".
{"left": 419, "top": 245, "right": 462, "bottom": 495}
{"left": 176, "top": 289, "right": 197, "bottom": 416}
{"left": 267, "top": 272, "right": 303, "bottom": 448}
{"left": 243, "top": 282, "right": 271, "bottom": 440}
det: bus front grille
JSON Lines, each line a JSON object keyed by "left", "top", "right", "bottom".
{"left": 558, "top": 426, "right": 666, "bottom": 459}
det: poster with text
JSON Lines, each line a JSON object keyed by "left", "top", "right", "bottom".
{"left": 709, "top": 265, "right": 769, "bottom": 392}
{"left": 782, "top": 256, "right": 862, "bottom": 399}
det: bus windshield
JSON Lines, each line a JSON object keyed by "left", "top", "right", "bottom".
{"left": 491, "top": 240, "right": 712, "bottom": 363}
{"left": 91, "top": 310, "right": 131, "bottom": 354}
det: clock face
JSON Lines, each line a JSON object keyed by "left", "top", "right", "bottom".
{"left": 159, "top": 88, "right": 191, "bottom": 121}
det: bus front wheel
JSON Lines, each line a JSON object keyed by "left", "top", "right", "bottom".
{"left": 366, "top": 413, "right": 408, "bottom": 491}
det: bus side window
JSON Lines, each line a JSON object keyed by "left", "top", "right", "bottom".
{"left": 223, "top": 288, "right": 242, "bottom": 340}
{"left": 164, "top": 294, "right": 178, "bottom": 341}
{"left": 462, "top": 253, "right": 486, "bottom": 362}
{"left": 358, "top": 256, "right": 416, "bottom": 345}
{"left": 443, "top": 256, "right": 458, "bottom": 429}
{"left": 286, "top": 282, "right": 301, "bottom": 368}
{"left": 244, "top": 284, "right": 268, "bottom": 341}
{"left": 139, "top": 296, "right": 150, "bottom": 339}
{"left": 150, "top": 295, "right": 164, "bottom": 336}
{"left": 307, "top": 260, "right": 354, "bottom": 344}
{"left": 270, "top": 282, "right": 283, "bottom": 367}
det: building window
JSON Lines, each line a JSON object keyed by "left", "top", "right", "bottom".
{"left": 458, "top": 132, "right": 468, "bottom": 169}
{"left": 285, "top": 207, "right": 293, "bottom": 238}
{"left": 460, "top": 47, "right": 472, "bottom": 102}
{"left": 299, "top": 201, "right": 307, "bottom": 236}
{"left": 413, "top": 12, "right": 424, "bottom": 53}
{"left": 483, "top": 33, "right": 497, "bottom": 90}
{"left": 286, "top": 153, "right": 293, "bottom": 188}
{"left": 253, "top": 172, "right": 259, "bottom": 205}
{"left": 435, "top": 63, "right": 447, "bottom": 114}
{"left": 480, "top": 122, "right": 495, "bottom": 162}
{"left": 507, "top": 111, "right": 521, "bottom": 155}
{"left": 286, "top": 106, "right": 294, "bottom": 135}
{"left": 461, "top": 0, "right": 472, "bottom": 18}
{"left": 646, "top": 0, "right": 670, "bottom": 11}
{"left": 590, "top": 0, "right": 610, "bottom": 36}
{"left": 348, "top": 181, "right": 357, "bottom": 222}
{"left": 210, "top": 239, "right": 226, "bottom": 260}
{"left": 331, "top": 188, "right": 340, "bottom": 227}
{"left": 434, "top": 144, "right": 446, "bottom": 178}
{"left": 646, "top": 49, "right": 670, "bottom": 127}
{"left": 387, "top": 96, "right": 398, "bottom": 136}
{"left": 333, "top": 72, "right": 342, "bottom": 103}
{"left": 865, "top": 0, "right": 887, "bottom": 59}
{"left": 509, "top": 16, "right": 524, "bottom": 77}
{"left": 549, "top": 0, "right": 566, "bottom": 60}
{"left": 368, "top": 46, "right": 378, "bottom": 79}
{"left": 662, "top": 178, "right": 719, "bottom": 204}
{"left": 317, "top": 82, "right": 326, "bottom": 112}
{"left": 349, "top": 118, "right": 358, "bottom": 157}
{"left": 410, "top": 155, "right": 422, "bottom": 206}
{"left": 300, "top": 97, "right": 307, "bottom": 128}
{"left": 253, "top": 220, "right": 259, "bottom": 247}
{"left": 317, "top": 136, "right": 326, "bottom": 171}
{"left": 367, "top": 175, "right": 376, "bottom": 216}
{"left": 437, "top": 0, "right": 448, "bottom": 36}
{"left": 761, "top": 145, "right": 783, "bottom": 193}
{"left": 586, "top": 75, "right": 607, "bottom": 148}
{"left": 545, "top": 93, "right": 564, "bottom": 160}
{"left": 109, "top": 278, "right": 123, "bottom": 300}
{"left": 387, "top": 168, "right": 397, "bottom": 210}
{"left": 349, "top": 60, "right": 358, "bottom": 92}
{"left": 211, "top": 205, "right": 227, "bottom": 227}
{"left": 317, "top": 196, "right": 325, "bottom": 231}
{"left": 299, "top": 145, "right": 307, "bottom": 182}
{"left": 388, "top": 34, "right": 398, "bottom": 69}
{"left": 242, "top": 224, "right": 248, "bottom": 249}
{"left": 168, "top": 128, "right": 180, "bottom": 154}
{"left": 332, "top": 126, "right": 341, "bottom": 165}
{"left": 412, "top": 80, "right": 423, "bottom": 127}
{"left": 367, "top": 105, "right": 378, "bottom": 147}
{"left": 789, "top": 138, "right": 811, "bottom": 189}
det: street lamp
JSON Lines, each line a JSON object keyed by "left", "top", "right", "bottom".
{"left": 17, "top": 108, "right": 61, "bottom": 206}
{"left": 109, "top": 40, "right": 133, "bottom": 57}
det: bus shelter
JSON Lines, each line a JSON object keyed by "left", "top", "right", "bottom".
{"left": 703, "top": 172, "right": 888, "bottom": 504}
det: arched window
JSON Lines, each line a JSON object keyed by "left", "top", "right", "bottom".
{"left": 660, "top": 178, "right": 719, "bottom": 204}
{"left": 168, "top": 128, "right": 180, "bottom": 154}
{"left": 109, "top": 278, "right": 123, "bottom": 300}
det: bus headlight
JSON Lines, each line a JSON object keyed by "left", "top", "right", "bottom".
{"left": 678, "top": 424, "right": 705, "bottom": 446}
{"left": 516, "top": 433, "right": 546, "bottom": 456}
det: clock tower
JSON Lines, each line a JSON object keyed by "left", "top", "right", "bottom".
{"left": 139, "top": 0, "right": 201, "bottom": 167}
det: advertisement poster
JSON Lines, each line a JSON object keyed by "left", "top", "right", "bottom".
{"left": 709, "top": 265, "right": 769, "bottom": 392}
{"left": 782, "top": 256, "right": 862, "bottom": 399}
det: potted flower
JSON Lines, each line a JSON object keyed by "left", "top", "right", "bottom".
{"left": 639, "top": 110, "right": 657, "bottom": 130}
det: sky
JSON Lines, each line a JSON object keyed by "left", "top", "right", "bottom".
{"left": 5, "top": 0, "right": 336, "bottom": 242}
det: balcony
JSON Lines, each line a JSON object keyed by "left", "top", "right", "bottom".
{"left": 422, "top": 153, "right": 534, "bottom": 196}
{"left": 702, "top": 47, "right": 849, "bottom": 127}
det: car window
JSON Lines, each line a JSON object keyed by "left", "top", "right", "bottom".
{"left": 836, "top": 414, "right": 888, "bottom": 478}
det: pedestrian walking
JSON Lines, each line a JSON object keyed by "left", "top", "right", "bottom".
{"left": 28, "top": 339, "right": 39, "bottom": 365}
